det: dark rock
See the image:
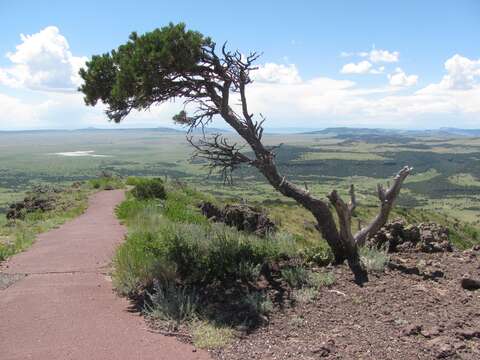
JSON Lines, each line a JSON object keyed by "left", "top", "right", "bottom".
{"left": 369, "top": 220, "right": 452, "bottom": 253}
{"left": 199, "top": 201, "right": 275, "bottom": 236}
{"left": 461, "top": 277, "right": 480, "bottom": 291}
{"left": 456, "top": 328, "right": 480, "bottom": 339}
{"left": 6, "top": 185, "right": 60, "bottom": 220}
{"left": 311, "top": 340, "right": 335, "bottom": 357}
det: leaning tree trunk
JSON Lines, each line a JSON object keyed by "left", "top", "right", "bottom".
{"left": 178, "top": 48, "right": 413, "bottom": 284}
{"left": 213, "top": 105, "right": 412, "bottom": 284}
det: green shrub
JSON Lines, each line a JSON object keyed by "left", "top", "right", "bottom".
{"left": 89, "top": 176, "right": 124, "bottom": 190}
{"left": 281, "top": 266, "right": 310, "bottom": 288}
{"left": 360, "top": 246, "right": 389, "bottom": 272}
{"left": 112, "top": 229, "right": 176, "bottom": 296}
{"left": 300, "top": 242, "right": 333, "bottom": 266}
{"left": 294, "top": 287, "right": 317, "bottom": 303}
{"left": 308, "top": 271, "right": 336, "bottom": 288}
{"left": 146, "top": 281, "right": 199, "bottom": 328}
{"left": 116, "top": 197, "right": 152, "bottom": 223}
{"left": 241, "top": 292, "right": 273, "bottom": 316}
{"left": 131, "top": 178, "right": 166, "bottom": 200}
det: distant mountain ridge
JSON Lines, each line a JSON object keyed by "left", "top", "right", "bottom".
{"left": 304, "top": 127, "right": 480, "bottom": 138}
{"left": 0, "top": 126, "right": 478, "bottom": 137}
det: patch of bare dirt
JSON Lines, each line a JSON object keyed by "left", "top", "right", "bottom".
{"left": 213, "top": 249, "right": 480, "bottom": 359}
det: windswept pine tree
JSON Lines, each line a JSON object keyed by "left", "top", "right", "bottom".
{"left": 79, "top": 23, "right": 412, "bottom": 284}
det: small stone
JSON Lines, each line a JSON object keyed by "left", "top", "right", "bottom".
{"left": 421, "top": 325, "right": 442, "bottom": 338}
{"left": 402, "top": 323, "right": 422, "bottom": 336}
{"left": 311, "top": 340, "right": 335, "bottom": 357}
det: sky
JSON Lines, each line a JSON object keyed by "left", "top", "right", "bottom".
{"left": 0, "top": 0, "right": 479, "bottom": 131}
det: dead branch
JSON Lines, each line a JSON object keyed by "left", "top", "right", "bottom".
{"left": 354, "top": 166, "right": 413, "bottom": 246}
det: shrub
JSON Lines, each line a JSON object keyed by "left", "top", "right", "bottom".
{"left": 131, "top": 178, "right": 166, "bottom": 200}
{"left": 308, "top": 271, "right": 336, "bottom": 288}
{"left": 89, "top": 176, "right": 123, "bottom": 190}
{"left": 281, "top": 266, "right": 310, "bottom": 288}
{"left": 146, "top": 280, "right": 199, "bottom": 328}
{"left": 300, "top": 242, "right": 333, "bottom": 266}
{"left": 360, "top": 246, "right": 390, "bottom": 272}
{"left": 112, "top": 229, "right": 176, "bottom": 296}
{"left": 294, "top": 287, "right": 317, "bottom": 303}
{"left": 242, "top": 292, "right": 273, "bottom": 316}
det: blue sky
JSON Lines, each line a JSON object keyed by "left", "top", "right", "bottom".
{"left": 0, "top": 0, "right": 479, "bottom": 130}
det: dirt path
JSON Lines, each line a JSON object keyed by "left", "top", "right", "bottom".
{"left": 0, "top": 190, "right": 211, "bottom": 360}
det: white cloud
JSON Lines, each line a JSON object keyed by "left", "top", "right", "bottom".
{"left": 366, "top": 49, "right": 399, "bottom": 63}
{"left": 388, "top": 68, "right": 418, "bottom": 87}
{"left": 0, "top": 26, "right": 87, "bottom": 92}
{"left": 340, "top": 60, "right": 372, "bottom": 74}
{"left": 0, "top": 29, "right": 478, "bottom": 132}
{"left": 0, "top": 92, "right": 54, "bottom": 129}
{"left": 243, "top": 57, "right": 479, "bottom": 129}
{"left": 436, "top": 54, "right": 480, "bottom": 90}
{"left": 342, "top": 48, "right": 400, "bottom": 63}
{"left": 252, "top": 63, "right": 301, "bottom": 84}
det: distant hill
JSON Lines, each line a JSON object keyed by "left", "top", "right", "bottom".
{"left": 438, "top": 127, "right": 480, "bottom": 137}
{"left": 304, "top": 127, "right": 480, "bottom": 139}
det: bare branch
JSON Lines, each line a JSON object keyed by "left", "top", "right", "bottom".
{"left": 188, "top": 134, "right": 253, "bottom": 183}
{"left": 354, "top": 166, "right": 413, "bottom": 246}
{"left": 349, "top": 184, "right": 357, "bottom": 213}
{"left": 327, "top": 190, "right": 354, "bottom": 246}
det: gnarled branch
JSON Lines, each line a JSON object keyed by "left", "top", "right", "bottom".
{"left": 354, "top": 166, "right": 413, "bottom": 246}
{"left": 188, "top": 134, "right": 253, "bottom": 183}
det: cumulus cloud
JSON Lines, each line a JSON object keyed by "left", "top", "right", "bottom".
{"left": 0, "top": 93, "right": 54, "bottom": 129}
{"left": 0, "top": 26, "right": 87, "bottom": 92}
{"left": 1, "top": 30, "right": 479, "bottom": 131}
{"left": 436, "top": 54, "right": 480, "bottom": 90}
{"left": 340, "top": 60, "right": 372, "bottom": 74}
{"left": 252, "top": 63, "right": 301, "bottom": 84}
{"left": 242, "top": 58, "right": 478, "bottom": 128}
{"left": 365, "top": 49, "right": 399, "bottom": 63}
{"left": 388, "top": 68, "right": 418, "bottom": 87}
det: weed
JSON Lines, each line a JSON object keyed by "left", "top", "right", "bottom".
{"left": 146, "top": 281, "right": 199, "bottom": 329}
{"left": 360, "top": 246, "right": 390, "bottom": 272}
{"left": 294, "top": 287, "right": 318, "bottom": 303}
{"left": 308, "top": 271, "right": 336, "bottom": 288}
{"left": 242, "top": 292, "right": 273, "bottom": 316}
{"left": 89, "top": 176, "right": 124, "bottom": 190}
{"left": 191, "top": 322, "right": 234, "bottom": 349}
{"left": 281, "top": 266, "right": 310, "bottom": 288}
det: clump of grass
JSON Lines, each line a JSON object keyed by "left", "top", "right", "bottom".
{"left": 294, "top": 287, "right": 318, "bottom": 303}
{"left": 308, "top": 271, "right": 336, "bottom": 289}
{"left": 89, "top": 173, "right": 124, "bottom": 190}
{"left": 146, "top": 281, "right": 199, "bottom": 329}
{"left": 281, "top": 266, "right": 310, "bottom": 288}
{"left": 131, "top": 178, "right": 166, "bottom": 200}
{"left": 237, "top": 261, "right": 262, "bottom": 282}
{"left": 360, "top": 246, "right": 390, "bottom": 272}
{"left": 112, "top": 230, "right": 162, "bottom": 296}
{"left": 242, "top": 292, "right": 273, "bottom": 316}
{"left": 191, "top": 322, "right": 234, "bottom": 349}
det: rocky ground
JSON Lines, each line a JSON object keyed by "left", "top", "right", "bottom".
{"left": 213, "top": 248, "right": 480, "bottom": 359}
